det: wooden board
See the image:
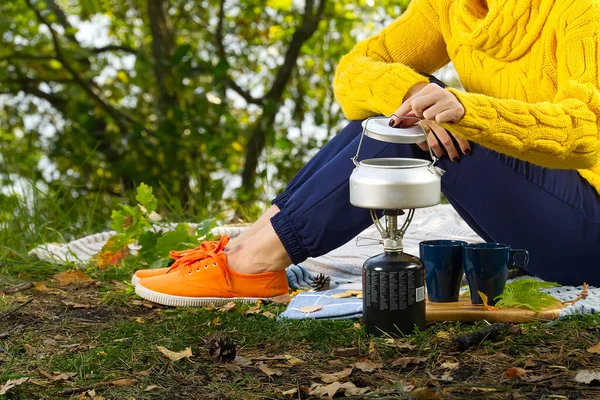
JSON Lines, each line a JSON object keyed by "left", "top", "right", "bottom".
{"left": 426, "top": 296, "right": 566, "bottom": 323}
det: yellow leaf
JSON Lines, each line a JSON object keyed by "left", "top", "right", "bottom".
{"left": 218, "top": 302, "right": 237, "bottom": 312}
{"left": 117, "top": 71, "right": 129, "bottom": 83}
{"left": 232, "top": 141, "right": 244, "bottom": 152}
{"left": 111, "top": 378, "right": 136, "bottom": 387}
{"left": 52, "top": 270, "right": 94, "bottom": 286}
{"left": 587, "top": 342, "right": 600, "bottom": 355}
{"left": 298, "top": 305, "right": 323, "bottom": 313}
{"left": 34, "top": 282, "right": 49, "bottom": 292}
{"left": 48, "top": 60, "right": 62, "bottom": 70}
{"left": 266, "top": 0, "right": 293, "bottom": 10}
{"left": 156, "top": 345, "right": 192, "bottom": 361}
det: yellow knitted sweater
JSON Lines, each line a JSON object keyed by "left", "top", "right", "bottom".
{"left": 333, "top": 0, "right": 600, "bottom": 194}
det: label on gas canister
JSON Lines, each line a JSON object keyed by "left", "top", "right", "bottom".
{"left": 365, "top": 270, "right": 425, "bottom": 311}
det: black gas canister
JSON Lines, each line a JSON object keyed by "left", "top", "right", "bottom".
{"left": 362, "top": 251, "right": 426, "bottom": 336}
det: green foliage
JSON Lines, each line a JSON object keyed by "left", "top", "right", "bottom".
{"left": 98, "top": 183, "right": 215, "bottom": 268}
{"left": 494, "top": 278, "right": 561, "bottom": 312}
{"left": 0, "top": 0, "right": 414, "bottom": 219}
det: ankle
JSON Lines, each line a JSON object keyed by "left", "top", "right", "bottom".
{"left": 225, "top": 244, "right": 289, "bottom": 274}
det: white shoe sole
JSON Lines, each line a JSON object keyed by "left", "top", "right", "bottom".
{"left": 131, "top": 275, "right": 141, "bottom": 286}
{"left": 135, "top": 284, "right": 289, "bottom": 307}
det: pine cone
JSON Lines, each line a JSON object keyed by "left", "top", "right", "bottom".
{"left": 206, "top": 333, "right": 236, "bottom": 362}
{"left": 311, "top": 273, "right": 331, "bottom": 291}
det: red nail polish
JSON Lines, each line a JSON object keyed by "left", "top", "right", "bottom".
{"left": 452, "top": 157, "right": 460, "bottom": 163}
{"left": 389, "top": 120, "right": 395, "bottom": 127}
{"left": 465, "top": 149, "right": 471, "bottom": 155}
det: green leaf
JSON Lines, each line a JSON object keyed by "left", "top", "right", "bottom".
{"left": 494, "top": 279, "right": 561, "bottom": 312}
{"left": 137, "top": 230, "right": 161, "bottom": 263}
{"left": 156, "top": 223, "right": 198, "bottom": 258}
{"left": 194, "top": 218, "right": 217, "bottom": 239}
{"left": 48, "top": 60, "right": 62, "bottom": 70}
{"left": 135, "top": 183, "right": 157, "bottom": 214}
{"left": 110, "top": 210, "right": 126, "bottom": 233}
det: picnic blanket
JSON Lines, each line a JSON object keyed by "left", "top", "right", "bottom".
{"left": 280, "top": 270, "right": 598, "bottom": 320}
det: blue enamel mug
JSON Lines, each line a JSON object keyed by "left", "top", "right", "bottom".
{"left": 463, "top": 243, "right": 529, "bottom": 305}
{"left": 419, "top": 240, "right": 467, "bottom": 302}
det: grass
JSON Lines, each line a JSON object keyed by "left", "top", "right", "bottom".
{"left": 1, "top": 184, "right": 600, "bottom": 399}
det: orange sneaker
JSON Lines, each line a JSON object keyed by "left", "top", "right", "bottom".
{"left": 130, "top": 240, "right": 220, "bottom": 285}
{"left": 135, "top": 235, "right": 289, "bottom": 306}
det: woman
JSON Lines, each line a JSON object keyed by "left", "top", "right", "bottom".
{"left": 134, "top": 0, "right": 600, "bottom": 306}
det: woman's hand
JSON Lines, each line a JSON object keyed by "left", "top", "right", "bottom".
{"left": 390, "top": 83, "right": 470, "bottom": 161}
{"left": 392, "top": 83, "right": 465, "bottom": 124}
{"left": 417, "top": 120, "right": 471, "bottom": 161}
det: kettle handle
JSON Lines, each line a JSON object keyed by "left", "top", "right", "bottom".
{"left": 351, "top": 115, "right": 441, "bottom": 170}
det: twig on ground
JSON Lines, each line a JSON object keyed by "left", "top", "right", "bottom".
{"left": 564, "top": 282, "right": 589, "bottom": 306}
{"left": 453, "top": 323, "right": 512, "bottom": 351}
{"left": 0, "top": 298, "right": 34, "bottom": 321}
{"left": 0, "top": 282, "right": 34, "bottom": 294}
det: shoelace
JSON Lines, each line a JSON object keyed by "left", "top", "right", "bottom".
{"left": 170, "top": 235, "right": 232, "bottom": 286}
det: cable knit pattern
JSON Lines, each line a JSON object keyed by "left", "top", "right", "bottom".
{"left": 333, "top": 0, "right": 600, "bottom": 194}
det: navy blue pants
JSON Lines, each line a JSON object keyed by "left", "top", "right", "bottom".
{"left": 271, "top": 120, "right": 600, "bottom": 286}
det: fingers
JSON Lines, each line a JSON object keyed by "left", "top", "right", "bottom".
{"left": 428, "top": 124, "right": 460, "bottom": 161}
{"left": 454, "top": 135, "right": 472, "bottom": 155}
{"left": 417, "top": 141, "right": 429, "bottom": 152}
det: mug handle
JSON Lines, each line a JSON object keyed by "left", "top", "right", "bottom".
{"left": 510, "top": 249, "right": 529, "bottom": 268}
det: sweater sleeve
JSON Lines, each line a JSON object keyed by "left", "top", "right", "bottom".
{"left": 443, "top": 15, "right": 600, "bottom": 170}
{"left": 333, "top": 0, "right": 450, "bottom": 120}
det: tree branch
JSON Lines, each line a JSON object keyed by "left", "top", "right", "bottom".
{"left": 44, "top": 0, "right": 79, "bottom": 45}
{"left": 215, "top": 0, "right": 263, "bottom": 106}
{"left": 90, "top": 45, "right": 138, "bottom": 55}
{"left": 25, "top": 0, "right": 136, "bottom": 131}
{"left": 241, "top": 0, "right": 328, "bottom": 193}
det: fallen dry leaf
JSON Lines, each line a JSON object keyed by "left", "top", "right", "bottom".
{"left": 218, "top": 302, "right": 237, "bottom": 312}
{"left": 224, "top": 364, "right": 242, "bottom": 373}
{"left": 505, "top": 367, "right": 528, "bottom": 379}
{"left": 0, "top": 378, "right": 29, "bottom": 395}
{"left": 435, "top": 331, "right": 451, "bottom": 340}
{"left": 111, "top": 378, "right": 136, "bottom": 387}
{"left": 320, "top": 368, "right": 353, "bottom": 383}
{"left": 331, "top": 291, "right": 353, "bottom": 299}
{"left": 587, "top": 342, "right": 600, "bottom": 355}
{"left": 298, "top": 305, "right": 323, "bottom": 313}
{"left": 243, "top": 305, "right": 262, "bottom": 316}
{"left": 145, "top": 385, "right": 161, "bottom": 392}
{"left": 204, "top": 303, "right": 216, "bottom": 311}
{"left": 257, "top": 362, "right": 282, "bottom": 377}
{"left": 574, "top": 370, "right": 600, "bottom": 385}
{"left": 233, "top": 356, "right": 253, "bottom": 367}
{"left": 440, "top": 361, "right": 459, "bottom": 371}
{"left": 61, "top": 301, "right": 96, "bottom": 309}
{"left": 52, "top": 270, "right": 94, "bottom": 286}
{"left": 391, "top": 357, "right": 428, "bottom": 369}
{"left": 281, "top": 388, "right": 298, "bottom": 395}
{"left": 353, "top": 360, "right": 382, "bottom": 372}
{"left": 523, "top": 359, "right": 538, "bottom": 368}
{"left": 262, "top": 311, "right": 276, "bottom": 318}
{"left": 384, "top": 338, "right": 416, "bottom": 350}
{"left": 34, "top": 282, "right": 50, "bottom": 292}
{"left": 156, "top": 345, "right": 192, "bottom": 362}
{"left": 411, "top": 387, "right": 442, "bottom": 399}
{"left": 38, "top": 370, "right": 76, "bottom": 382}
{"left": 284, "top": 355, "right": 304, "bottom": 365}
{"left": 353, "top": 322, "right": 361, "bottom": 330}
{"left": 333, "top": 347, "right": 360, "bottom": 357}
{"left": 309, "top": 382, "right": 367, "bottom": 398}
